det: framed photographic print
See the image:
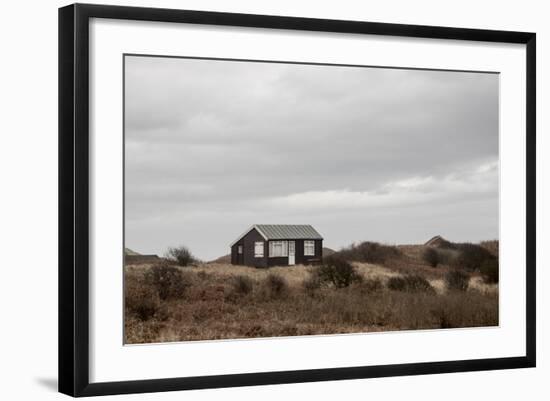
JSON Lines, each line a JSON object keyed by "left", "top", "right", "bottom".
{"left": 58, "top": 3, "right": 536, "bottom": 397}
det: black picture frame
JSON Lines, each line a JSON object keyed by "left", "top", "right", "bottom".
{"left": 59, "top": 3, "right": 536, "bottom": 397}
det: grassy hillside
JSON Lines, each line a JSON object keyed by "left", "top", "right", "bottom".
{"left": 124, "top": 239, "right": 498, "bottom": 344}
{"left": 208, "top": 254, "right": 231, "bottom": 264}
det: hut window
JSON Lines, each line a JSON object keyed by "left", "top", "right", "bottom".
{"left": 269, "top": 241, "right": 288, "bottom": 257}
{"left": 237, "top": 245, "right": 243, "bottom": 254}
{"left": 304, "top": 240, "right": 315, "bottom": 256}
{"left": 254, "top": 241, "right": 264, "bottom": 257}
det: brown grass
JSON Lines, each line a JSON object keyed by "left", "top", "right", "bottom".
{"left": 124, "top": 261, "right": 498, "bottom": 344}
{"left": 480, "top": 240, "right": 499, "bottom": 257}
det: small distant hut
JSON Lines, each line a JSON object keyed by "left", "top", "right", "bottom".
{"left": 124, "top": 248, "right": 161, "bottom": 265}
{"left": 424, "top": 235, "right": 447, "bottom": 247}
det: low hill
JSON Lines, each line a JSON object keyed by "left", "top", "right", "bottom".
{"left": 124, "top": 247, "right": 140, "bottom": 256}
{"left": 209, "top": 254, "right": 231, "bottom": 264}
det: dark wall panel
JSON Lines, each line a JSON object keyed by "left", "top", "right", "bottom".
{"left": 243, "top": 229, "right": 267, "bottom": 268}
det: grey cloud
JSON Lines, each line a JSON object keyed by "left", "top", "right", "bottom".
{"left": 124, "top": 56, "right": 499, "bottom": 260}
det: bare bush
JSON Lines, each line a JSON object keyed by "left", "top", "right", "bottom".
{"left": 445, "top": 269, "right": 470, "bottom": 292}
{"left": 145, "top": 263, "right": 193, "bottom": 300}
{"left": 165, "top": 245, "right": 196, "bottom": 266}
{"left": 315, "top": 256, "right": 363, "bottom": 288}
{"left": 423, "top": 247, "right": 440, "bottom": 267}
{"left": 387, "top": 275, "right": 434, "bottom": 293}
{"left": 480, "top": 258, "right": 499, "bottom": 284}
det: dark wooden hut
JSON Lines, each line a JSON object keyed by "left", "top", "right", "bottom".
{"left": 230, "top": 224, "right": 323, "bottom": 268}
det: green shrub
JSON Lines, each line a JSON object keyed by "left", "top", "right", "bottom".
{"left": 423, "top": 247, "right": 440, "bottom": 267}
{"left": 445, "top": 269, "right": 470, "bottom": 291}
{"left": 335, "top": 241, "right": 401, "bottom": 264}
{"left": 165, "top": 245, "right": 196, "bottom": 266}
{"left": 454, "top": 243, "right": 496, "bottom": 271}
{"left": 480, "top": 258, "right": 499, "bottom": 284}
{"left": 145, "top": 263, "right": 193, "bottom": 300}
{"left": 387, "top": 275, "right": 434, "bottom": 293}
{"left": 315, "top": 257, "right": 362, "bottom": 288}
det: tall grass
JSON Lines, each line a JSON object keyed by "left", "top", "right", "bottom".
{"left": 445, "top": 269, "right": 470, "bottom": 292}
{"left": 387, "top": 275, "right": 435, "bottom": 293}
{"left": 144, "top": 263, "right": 193, "bottom": 300}
{"left": 124, "top": 263, "right": 498, "bottom": 344}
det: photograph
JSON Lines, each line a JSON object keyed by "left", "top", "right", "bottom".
{"left": 123, "top": 54, "right": 500, "bottom": 344}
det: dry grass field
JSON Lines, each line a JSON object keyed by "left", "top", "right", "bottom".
{"left": 124, "top": 241, "right": 499, "bottom": 344}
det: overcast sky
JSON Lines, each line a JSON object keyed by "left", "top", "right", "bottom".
{"left": 124, "top": 56, "right": 499, "bottom": 260}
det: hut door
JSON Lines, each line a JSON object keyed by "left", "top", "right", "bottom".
{"left": 288, "top": 241, "right": 295, "bottom": 265}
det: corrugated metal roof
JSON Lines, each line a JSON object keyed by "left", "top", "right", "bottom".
{"left": 229, "top": 224, "right": 324, "bottom": 246}
{"left": 254, "top": 224, "right": 323, "bottom": 240}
